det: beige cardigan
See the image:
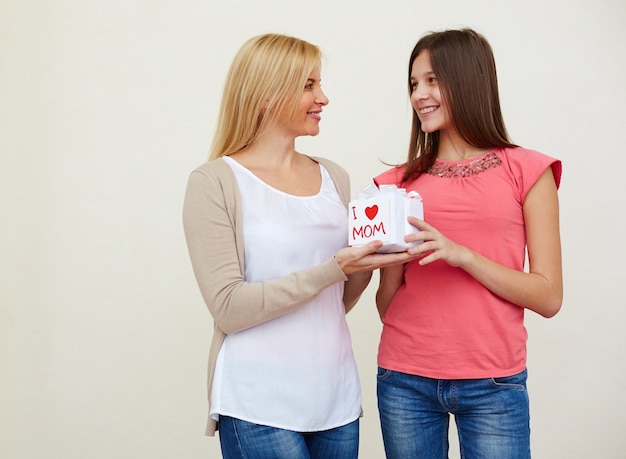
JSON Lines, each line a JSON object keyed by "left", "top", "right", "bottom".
{"left": 182, "top": 156, "right": 370, "bottom": 436}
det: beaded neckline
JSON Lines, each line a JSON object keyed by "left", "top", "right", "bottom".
{"left": 426, "top": 152, "right": 502, "bottom": 178}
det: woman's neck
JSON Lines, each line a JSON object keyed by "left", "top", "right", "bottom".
{"left": 227, "top": 135, "right": 320, "bottom": 197}
{"left": 231, "top": 131, "right": 297, "bottom": 170}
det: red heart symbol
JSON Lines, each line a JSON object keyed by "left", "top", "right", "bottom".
{"left": 365, "top": 205, "right": 378, "bottom": 220}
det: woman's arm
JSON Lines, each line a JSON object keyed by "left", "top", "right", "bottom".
{"left": 343, "top": 272, "right": 372, "bottom": 314}
{"left": 183, "top": 169, "right": 348, "bottom": 334}
{"left": 338, "top": 244, "right": 423, "bottom": 313}
{"left": 375, "top": 264, "right": 405, "bottom": 321}
{"left": 405, "top": 168, "right": 563, "bottom": 317}
{"left": 183, "top": 168, "right": 421, "bottom": 333}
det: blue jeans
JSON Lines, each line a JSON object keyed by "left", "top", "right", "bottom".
{"left": 377, "top": 368, "right": 531, "bottom": 459}
{"left": 218, "top": 415, "right": 359, "bottom": 459}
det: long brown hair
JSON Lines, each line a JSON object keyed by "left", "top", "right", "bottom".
{"left": 403, "top": 28, "right": 516, "bottom": 182}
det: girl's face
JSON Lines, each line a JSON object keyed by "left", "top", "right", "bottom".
{"left": 284, "top": 66, "right": 329, "bottom": 138}
{"left": 410, "top": 50, "right": 454, "bottom": 134}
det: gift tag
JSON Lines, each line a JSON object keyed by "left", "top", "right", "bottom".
{"left": 349, "top": 197, "right": 392, "bottom": 246}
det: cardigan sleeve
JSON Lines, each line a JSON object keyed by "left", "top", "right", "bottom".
{"left": 182, "top": 160, "right": 349, "bottom": 335}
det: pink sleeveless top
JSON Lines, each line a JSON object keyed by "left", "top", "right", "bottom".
{"left": 374, "top": 147, "right": 561, "bottom": 379}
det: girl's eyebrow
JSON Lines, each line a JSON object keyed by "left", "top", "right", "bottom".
{"left": 411, "top": 71, "right": 435, "bottom": 81}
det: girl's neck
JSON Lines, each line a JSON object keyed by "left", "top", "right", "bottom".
{"left": 437, "top": 130, "right": 489, "bottom": 161}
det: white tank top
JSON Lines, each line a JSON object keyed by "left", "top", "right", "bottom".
{"left": 210, "top": 156, "right": 361, "bottom": 431}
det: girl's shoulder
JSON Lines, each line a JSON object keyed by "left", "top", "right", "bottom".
{"left": 373, "top": 164, "right": 407, "bottom": 187}
{"left": 498, "top": 146, "right": 562, "bottom": 189}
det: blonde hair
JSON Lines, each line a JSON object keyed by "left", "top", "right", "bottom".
{"left": 209, "top": 34, "right": 322, "bottom": 160}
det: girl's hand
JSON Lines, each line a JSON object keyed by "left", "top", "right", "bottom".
{"left": 405, "top": 217, "right": 474, "bottom": 268}
{"left": 401, "top": 167, "right": 562, "bottom": 319}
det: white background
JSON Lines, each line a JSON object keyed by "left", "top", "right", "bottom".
{"left": 2, "top": 0, "right": 625, "bottom": 458}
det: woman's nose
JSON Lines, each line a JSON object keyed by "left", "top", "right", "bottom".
{"left": 316, "top": 88, "right": 329, "bottom": 106}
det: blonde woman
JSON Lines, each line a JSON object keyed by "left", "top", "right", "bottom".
{"left": 183, "top": 34, "right": 417, "bottom": 459}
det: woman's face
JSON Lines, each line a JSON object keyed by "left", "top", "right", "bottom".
{"left": 410, "top": 50, "right": 454, "bottom": 134}
{"left": 284, "top": 66, "right": 329, "bottom": 138}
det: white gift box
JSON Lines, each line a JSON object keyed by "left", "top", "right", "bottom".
{"left": 348, "top": 184, "right": 424, "bottom": 253}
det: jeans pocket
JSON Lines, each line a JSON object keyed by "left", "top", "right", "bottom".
{"left": 489, "top": 369, "right": 527, "bottom": 391}
{"left": 376, "top": 366, "right": 392, "bottom": 381}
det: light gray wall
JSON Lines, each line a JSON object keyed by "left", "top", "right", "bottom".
{"left": 2, "top": 0, "right": 625, "bottom": 458}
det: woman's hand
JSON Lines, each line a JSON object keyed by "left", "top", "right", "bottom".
{"left": 334, "top": 240, "right": 421, "bottom": 275}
